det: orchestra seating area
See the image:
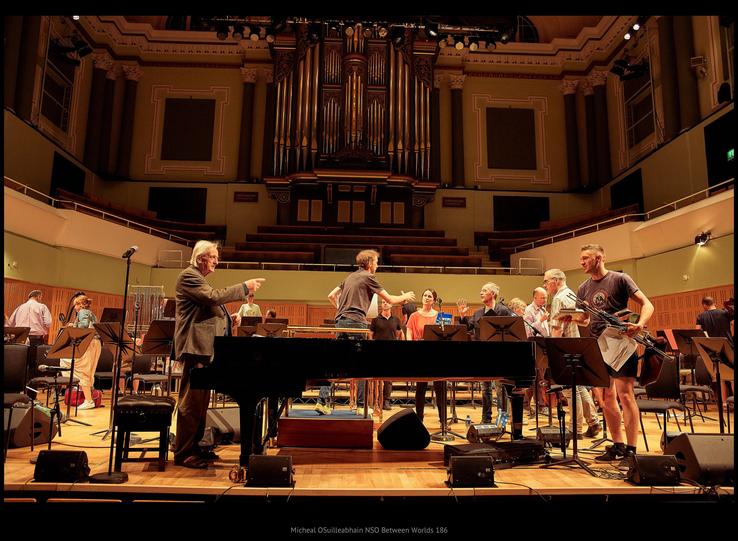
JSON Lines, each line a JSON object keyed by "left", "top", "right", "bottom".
{"left": 221, "top": 225, "right": 482, "bottom": 268}
{"left": 474, "top": 204, "right": 642, "bottom": 264}
{"left": 54, "top": 188, "right": 227, "bottom": 242}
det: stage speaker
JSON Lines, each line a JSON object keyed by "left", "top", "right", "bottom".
{"left": 206, "top": 406, "right": 240, "bottom": 443}
{"left": 447, "top": 455, "right": 495, "bottom": 487}
{"left": 536, "top": 426, "right": 572, "bottom": 448}
{"left": 377, "top": 409, "right": 430, "bottom": 450}
{"left": 246, "top": 454, "right": 294, "bottom": 487}
{"left": 466, "top": 423, "right": 504, "bottom": 443}
{"left": 33, "top": 450, "right": 89, "bottom": 482}
{"left": 4, "top": 404, "right": 58, "bottom": 448}
{"left": 664, "top": 433, "right": 734, "bottom": 486}
{"left": 626, "top": 454, "right": 681, "bottom": 486}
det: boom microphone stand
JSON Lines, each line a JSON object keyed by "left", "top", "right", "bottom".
{"left": 90, "top": 245, "right": 138, "bottom": 484}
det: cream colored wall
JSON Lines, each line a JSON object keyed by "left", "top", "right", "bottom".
{"left": 128, "top": 66, "right": 244, "bottom": 181}
{"left": 462, "top": 75, "right": 569, "bottom": 191}
{"left": 692, "top": 16, "right": 726, "bottom": 118}
{"left": 4, "top": 232, "right": 151, "bottom": 294}
{"left": 424, "top": 188, "right": 596, "bottom": 249}
{"left": 4, "top": 111, "right": 58, "bottom": 194}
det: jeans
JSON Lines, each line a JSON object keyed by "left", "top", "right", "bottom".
{"left": 318, "top": 317, "right": 368, "bottom": 406}
{"left": 481, "top": 381, "right": 509, "bottom": 423}
{"left": 563, "top": 386, "right": 600, "bottom": 433}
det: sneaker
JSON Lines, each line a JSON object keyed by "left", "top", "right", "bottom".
{"left": 584, "top": 424, "right": 602, "bottom": 438}
{"left": 595, "top": 443, "right": 626, "bottom": 462}
{"left": 315, "top": 403, "right": 331, "bottom": 415}
{"left": 77, "top": 400, "right": 95, "bottom": 410}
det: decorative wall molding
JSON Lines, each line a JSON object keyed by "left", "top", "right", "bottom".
{"left": 240, "top": 67, "right": 258, "bottom": 84}
{"left": 122, "top": 64, "right": 143, "bottom": 81}
{"left": 560, "top": 79, "right": 579, "bottom": 95}
{"left": 472, "top": 94, "right": 552, "bottom": 185}
{"left": 144, "top": 85, "right": 230, "bottom": 176}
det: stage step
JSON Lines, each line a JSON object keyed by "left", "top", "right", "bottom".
{"left": 277, "top": 408, "right": 374, "bottom": 449}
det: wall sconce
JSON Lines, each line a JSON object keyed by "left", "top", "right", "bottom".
{"left": 694, "top": 231, "right": 711, "bottom": 246}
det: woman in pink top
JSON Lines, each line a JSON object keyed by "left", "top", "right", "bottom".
{"left": 408, "top": 289, "right": 447, "bottom": 423}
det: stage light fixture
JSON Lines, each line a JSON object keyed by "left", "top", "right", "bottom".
{"left": 694, "top": 232, "right": 711, "bottom": 246}
{"left": 499, "top": 32, "right": 510, "bottom": 44}
{"left": 250, "top": 33, "right": 259, "bottom": 41}
{"left": 378, "top": 26, "right": 388, "bottom": 38}
{"left": 72, "top": 15, "right": 80, "bottom": 21}
{"left": 632, "top": 23, "right": 640, "bottom": 31}
{"left": 624, "top": 32, "right": 631, "bottom": 40}
{"left": 455, "top": 40, "right": 464, "bottom": 50}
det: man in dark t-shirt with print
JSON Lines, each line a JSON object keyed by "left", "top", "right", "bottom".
{"left": 370, "top": 299, "right": 404, "bottom": 410}
{"left": 576, "top": 244, "right": 654, "bottom": 465}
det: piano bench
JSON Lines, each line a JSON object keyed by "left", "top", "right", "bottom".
{"left": 114, "top": 395, "right": 176, "bottom": 472}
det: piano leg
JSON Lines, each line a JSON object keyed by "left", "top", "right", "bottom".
{"left": 510, "top": 389, "right": 525, "bottom": 440}
{"left": 238, "top": 394, "right": 263, "bottom": 466}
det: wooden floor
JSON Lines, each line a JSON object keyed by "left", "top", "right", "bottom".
{"left": 4, "top": 388, "right": 734, "bottom": 504}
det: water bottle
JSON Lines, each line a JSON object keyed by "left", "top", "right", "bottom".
{"left": 465, "top": 414, "right": 471, "bottom": 428}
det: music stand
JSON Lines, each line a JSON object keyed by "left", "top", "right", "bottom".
{"left": 693, "top": 337, "right": 734, "bottom": 434}
{"left": 100, "top": 308, "right": 124, "bottom": 323}
{"left": 540, "top": 337, "right": 610, "bottom": 477}
{"left": 265, "top": 318, "right": 289, "bottom": 325}
{"left": 92, "top": 322, "right": 136, "bottom": 439}
{"left": 671, "top": 329, "right": 706, "bottom": 373}
{"left": 529, "top": 336, "right": 549, "bottom": 433}
{"left": 4, "top": 326, "right": 30, "bottom": 344}
{"left": 142, "top": 319, "right": 175, "bottom": 396}
{"left": 162, "top": 298, "right": 176, "bottom": 318}
{"left": 46, "top": 327, "right": 95, "bottom": 426}
{"left": 422, "top": 325, "right": 468, "bottom": 441}
{"left": 256, "top": 322, "right": 288, "bottom": 337}
{"left": 240, "top": 316, "right": 263, "bottom": 327}
{"left": 479, "top": 316, "right": 528, "bottom": 438}
{"left": 237, "top": 326, "right": 258, "bottom": 337}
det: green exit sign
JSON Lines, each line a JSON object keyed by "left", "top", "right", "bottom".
{"left": 728, "top": 148, "right": 735, "bottom": 162}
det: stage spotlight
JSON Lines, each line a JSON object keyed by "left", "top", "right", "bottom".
{"left": 469, "top": 42, "right": 478, "bottom": 51}
{"left": 632, "top": 23, "right": 640, "bottom": 31}
{"left": 72, "top": 15, "right": 80, "bottom": 21}
{"left": 378, "top": 26, "right": 388, "bottom": 38}
{"left": 499, "top": 32, "right": 510, "bottom": 44}
{"left": 250, "top": 33, "right": 259, "bottom": 42}
{"left": 455, "top": 40, "right": 464, "bottom": 50}
{"left": 694, "top": 232, "right": 711, "bottom": 246}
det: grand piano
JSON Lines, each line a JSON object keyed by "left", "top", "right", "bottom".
{"left": 192, "top": 336, "right": 536, "bottom": 465}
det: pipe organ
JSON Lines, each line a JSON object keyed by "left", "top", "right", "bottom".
{"left": 269, "top": 24, "right": 436, "bottom": 179}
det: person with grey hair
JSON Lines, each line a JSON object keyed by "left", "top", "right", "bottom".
{"left": 7, "top": 289, "right": 52, "bottom": 359}
{"left": 543, "top": 268, "right": 601, "bottom": 438}
{"left": 173, "top": 240, "right": 265, "bottom": 469}
{"left": 458, "top": 281, "right": 515, "bottom": 426}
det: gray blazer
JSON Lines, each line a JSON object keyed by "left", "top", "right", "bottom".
{"left": 174, "top": 265, "right": 249, "bottom": 362}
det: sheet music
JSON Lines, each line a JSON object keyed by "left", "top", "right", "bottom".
{"left": 597, "top": 327, "right": 637, "bottom": 372}
{"left": 366, "top": 293, "right": 379, "bottom": 319}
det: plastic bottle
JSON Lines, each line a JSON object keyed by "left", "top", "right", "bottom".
{"left": 465, "top": 414, "right": 471, "bottom": 428}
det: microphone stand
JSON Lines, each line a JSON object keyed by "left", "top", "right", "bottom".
{"left": 89, "top": 252, "right": 133, "bottom": 484}
{"left": 522, "top": 319, "right": 545, "bottom": 433}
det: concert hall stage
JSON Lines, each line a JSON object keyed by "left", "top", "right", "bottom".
{"left": 4, "top": 391, "right": 733, "bottom": 530}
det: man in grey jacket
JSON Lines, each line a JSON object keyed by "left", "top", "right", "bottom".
{"left": 173, "top": 240, "right": 265, "bottom": 469}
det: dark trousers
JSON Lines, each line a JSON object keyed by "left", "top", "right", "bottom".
{"left": 415, "top": 381, "right": 447, "bottom": 421}
{"left": 174, "top": 357, "right": 211, "bottom": 462}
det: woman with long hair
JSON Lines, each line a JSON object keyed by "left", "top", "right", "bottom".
{"left": 66, "top": 295, "right": 102, "bottom": 410}
{"left": 407, "top": 288, "right": 447, "bottom": 423}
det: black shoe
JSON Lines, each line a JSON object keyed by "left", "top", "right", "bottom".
{"left": 584, "top": 424, "right": 602, "bottom": 438}
{"left": 595, "top": 443, "right": 626, "bottom": 462}
{"left": 198, "top": 450, "right": 220, "bottom": 461}
{"left": 617, "top": 450, "right": 636, "bottom": 470}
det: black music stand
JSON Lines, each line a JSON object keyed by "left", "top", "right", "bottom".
{"left": 540, "top": 337, "right": 610, "bottom": 477}
{"left": 672, "top": 329, "right": 707, "bottom": 375}
{"left": 240, "top": 316, "right": 263, "bottom": 327}
{"left": 529, "top": 335, "right": 549, "bottom": 433}
{"left": 264, "top": 318, "right": 289, "bottom": 325}
{"left": 91, "top": 322, "right": 136, "bottom": 439}
{"left": 479, "top": 316, "right": 528, "bottom": 438}
{"left": 142, "top": 319, "right": 175, "bottom": 396}
{"left": 237, "top": 326, "right": 258, "bottom": 337}
{"left": 46, "top": 327, "right": 95, "bottom": 426}
{"left": 162, "top": 298, "right": 176, "bottom": 319}
{"left": 100, "top": 308, "right": 124, "bottom": 324}
{"left": 693, "top": 337, "right": 734, "bottom": 434}
{"left": 256, "top": 322, "right": 288, "bottom": 337}
{"left": 422, "top": 325, "right": 468, "bottom": 442}
{"left": 4, "top": 326, "right": 30, "bottom": 344}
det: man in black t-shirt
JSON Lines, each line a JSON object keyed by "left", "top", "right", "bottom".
{"left": 576, "top": 244, "right": 654, "bottom": 465}
{"left": 370, "top": 299, "right": 404, "bottom": 410}
{"left": 696, "top": 296, "right": 733, "bottom": 345}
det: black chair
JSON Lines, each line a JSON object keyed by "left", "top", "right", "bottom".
{"left": 93, "top": 347, "right": 115, "bottom": 390}
{"left": 27, "top": 345, "right": 81, "bottom": 409}
{"left": 114, "top": 394, "right": 176, "bottom": 472}
{"left": 4, "top": 344, "right": 33, "bottom": 461}
{"left": 679, "top": 354, "right": 715, "bottom": 424}
{"left": 130, "top": 354, "right": 168, "bottom": 395}
{"left": 635, "top": 355, "right": 693, "bottom": 451}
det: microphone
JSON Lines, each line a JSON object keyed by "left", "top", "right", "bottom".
{"left": 121, "top": 246, "right": 139, "bottom": 259}
{"left": 38, "top": 365, "right": 70, "bottom": 373}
